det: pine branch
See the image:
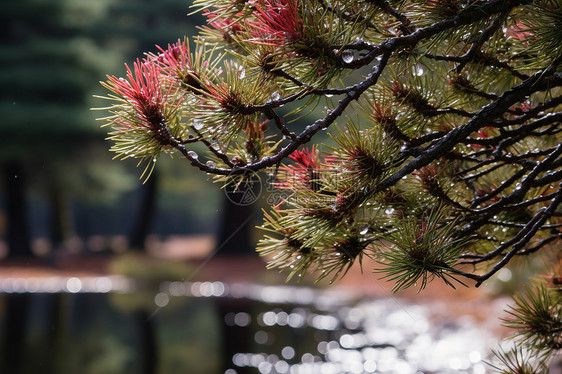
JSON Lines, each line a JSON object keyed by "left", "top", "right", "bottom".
{"left": 455, "top": 16, "right": 504, "bottom": 73}
{"left": 365, "top": 0, "right": 414, "bottom": 35}
{"left": 97, "top": 0, "right": 562, "bottom": 318}
{"left": 425, "top": 52, "right": 530, "bottom": 80}
{"left": 458, "top": 185, "right": 562, "bottom": 286}
{"left": 375, "top": 69, "right": 562, "bottom": 193}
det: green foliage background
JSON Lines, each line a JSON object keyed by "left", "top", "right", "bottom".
{"left": 0, "top": 0, "right": 220, "bottom": 243}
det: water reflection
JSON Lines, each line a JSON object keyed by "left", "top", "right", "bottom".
{"left": 172, "top": 279, "right": 492, "bottom": 373}
{"left": 222, "top": 298, "right": 491, "bottom": 374}
{"left": 0, "top": 275, "right": 132, "bottom": 294}
{"left": 0, "top": 277, "right": 494, "bottom": 374}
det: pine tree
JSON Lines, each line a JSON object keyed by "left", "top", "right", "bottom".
{"left": 96, "top": 0, "right": 562, "bottom": 370}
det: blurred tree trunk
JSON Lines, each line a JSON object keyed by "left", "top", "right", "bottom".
{"left": 48, "top": 183, "right": 73, "bottom": 249}
{"left": 216, "top": 183, "right": 258, "bottom": 256}
{"left": 4, "top": 161, "right": 33, "bottom": 258}
{"left": 128, "top": 171, "right": 159, "bottom": 374}
{"left": 129, "top": 170, "right": 158, "bottom": 251}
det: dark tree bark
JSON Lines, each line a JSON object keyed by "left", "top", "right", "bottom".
{"left": 47, "top": 182, "right": 73, "bottom": 250}
{"left": 127, "top": 172, "right": 159, "bottom": 374}
{"left": 3, "top": 161, "right": 33, "bottom": 258}
{"left": 216, "top": 182, "right": 259, "bottom": 256}
{"left": 129, "top": 170, "right": 158, "bottom": 251}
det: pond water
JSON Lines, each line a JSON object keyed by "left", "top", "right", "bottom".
{"left": 0, "top": 276, "right": 497, "bottom": 374}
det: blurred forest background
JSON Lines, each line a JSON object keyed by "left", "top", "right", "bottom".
{"left": 0, "top": 0, "right": 242, "bottom": 261}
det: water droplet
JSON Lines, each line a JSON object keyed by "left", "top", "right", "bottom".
{"left": 270, "top": 91, "right": 282, "bottom": 102}
{"left": 239, "top": 69, "right": 246, "bottom": 79}
{"left": 342, "top": 50, "right": 354, "bottom": 64}
{"left": 385, "top": 207, "right": 395, "bottom": 215}
{"left": 187, "top": 151, "right": 198, "bottom": 160}
{"left": 360, "top": 227, "right": 369, "bottom": 235}
{"left": 193, "top": 119, "right": 204, "bottom": 130}
{"left": 206, "top": 160, "right": 215, "bottom": 167}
